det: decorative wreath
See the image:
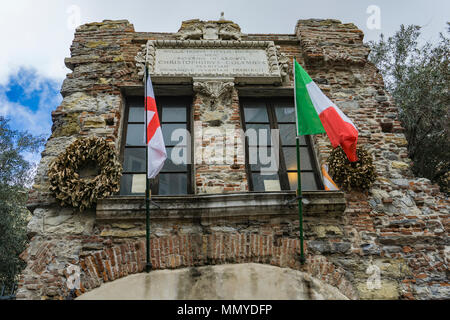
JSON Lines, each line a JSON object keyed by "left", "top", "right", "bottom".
{"left": 48, "top": 137, "right": 122, "bottom": 211}
{"left": 327, "top": 146, "right": 376, "bottom": 192}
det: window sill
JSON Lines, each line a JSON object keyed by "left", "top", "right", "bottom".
{"left": 96, "top": 191, "right": 346, "bottom": 222}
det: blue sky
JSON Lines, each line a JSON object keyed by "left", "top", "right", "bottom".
{"left": 0, "top": 0, "right": 448, "bottom": 167}
{"left": 0, "top": 68, "right": 61, "bottom": 137}
{"left": 0, "top": 68, "right": 62, "bottom": 164}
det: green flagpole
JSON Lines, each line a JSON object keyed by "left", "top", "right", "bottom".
{"left": 145, "top": 67, "right": 152, "bottom": 273}
{"left": 293, "top": 57, "right": 305, "bottom": 265}
{"left": 296, "top": 137, "right": 305, "bottom": 264}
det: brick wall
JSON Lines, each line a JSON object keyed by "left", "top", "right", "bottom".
{"left": 193, "top": 86, "right": 248, "bottom": 193}
{"left": 18, "top": 236, "right": 356, "bottom": 300}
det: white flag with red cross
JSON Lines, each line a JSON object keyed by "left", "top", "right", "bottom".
{"left": 145, "top": 72, "right": 167, "bottom": 179}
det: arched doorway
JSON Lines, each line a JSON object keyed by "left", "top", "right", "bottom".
{"left": 77, "top": 263, "right": 348, "bottom": 300}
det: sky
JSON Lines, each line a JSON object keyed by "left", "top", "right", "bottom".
{"left": 0, "top": 0, "right": 448, "bottom": 163}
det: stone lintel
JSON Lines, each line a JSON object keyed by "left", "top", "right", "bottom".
{"left": 237, "top": 86, "right": 294, "bottom": 97}
{"left": 96, "top": 191, "right": 346, "bottom": 222}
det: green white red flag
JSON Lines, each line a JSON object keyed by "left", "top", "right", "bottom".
{"left": 322, "top": 164, "right": 339, "bottom": 191}
{"left": 294, "top": 59, "right": 359, "bottom": 162}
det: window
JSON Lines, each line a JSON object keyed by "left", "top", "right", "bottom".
{"left": 240, "top": 97, "right": 324, "bottom": 192}
{"left": 120, "top": 96, "right": 192, "bottom": 195}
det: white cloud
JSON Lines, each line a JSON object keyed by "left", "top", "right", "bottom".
{"left": 0, "top": 71, "right": 61, "bottom": 137}
{"left": 0, "top": 96, "right": 53, "bottom": 137}
{"left": 1, "top": 0, "right": 449, "bottom": 86}
{"left": 0, "top": 1, "right": 72, "bottom": 84}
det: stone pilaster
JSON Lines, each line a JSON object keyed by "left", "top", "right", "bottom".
{"left": 192, "top": 78, "right": 248, "bottom": 194}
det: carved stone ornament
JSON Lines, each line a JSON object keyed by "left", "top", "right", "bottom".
{"left": 276, "top": 45, "right": 290, "bottom": 84}
{"left": 134, "top": 19, "right": 290, "bottom": 85}
{"left": 193, "top": 78, "right": 234, "bottom": 110}
{"left": 135, "top": 44, "right": 147, "bottom": 78}
{"left": 175, "top": 19, "right": 243, "bottom": 41}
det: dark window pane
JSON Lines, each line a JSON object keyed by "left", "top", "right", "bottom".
{"left": 298, "top": 135, "right": 307, "bottom": 146}
{"left": 279, "top": 124, "right": 297, "bottom": 145}
{"left": 283, "top": 147, "right": 297, "bottom": 171}
{"left": 162, "top": 123, "right": 187, "bottom": 146}
{"left": 245, "top": 124, "right": 271, "bottom": 146}
{"left": 123, "top": 97, "right": 192, "bottom": 195}
{"left": 300, "top": 147, "right": 314, "bottom": 171}
{"left": 244, "top": 105, "right": 269, "bottom": 122}
{"left": 128, "top": 98, "right": 144, "bottom": 108}
{"left": 240, "top": 99, "right": 322, "bottom": 192}
{"left": 123, "top": 148, "right": 146, "bottom": 172}
{"left": 120, "top": 173, "right": 146, "bottom": 195}
{"left": 248, "top": 146, "right": 280, "bottom": 171}
{"left": 160, "top": 101, "right": 189, "bottom": 109}
{"left": 273, "top": 101, "right": 294, "bottom": 109}
{"left": 159, "top": 173, "right": 187, "bottom": 195}
{"left": 162, "top": 147, "right": 188, "bottom": 172}
{"left": 287, "top": 172, "right": 318, "bottom": 191}
{"left": 162, "top": 107, "right": 186, "bottom": 123}
{"left": 287, "top": 172, "right": 297, "bottom": 191}
{"left": 283, "top": 147, "right": 313, "bottom": 171}
{"left": 252, "top": 173, "right": 281, "bottom": 192}
{"left": 128, "top": 106, "right": 145, "bottom": 123}
{"left": 275, "top": 106, "right": 295, "bottom": 123}
{"left": 126, "top": 124, "right": 145, "bottom": 146}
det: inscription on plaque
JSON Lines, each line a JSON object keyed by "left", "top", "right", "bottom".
{"left": 154, "top": 49, "right": 270, "bottom": 76}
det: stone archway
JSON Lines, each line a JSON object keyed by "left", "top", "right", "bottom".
{"left": 70, "top": 237, "right": 357, "bottom": 300}
{"left": 77, "top": 263, "right": 348, "bottom": 300}
{"left": 17, "top": 234, "right": 358, "bottom": 299}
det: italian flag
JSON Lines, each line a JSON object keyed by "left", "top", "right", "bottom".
{"left": 294, "top": 59, "right": 359, "bottom": 162}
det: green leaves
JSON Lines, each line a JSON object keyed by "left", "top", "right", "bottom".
{"left": 48, "top": 137, "right": 123, "bottom": 212}
{"left": 0, "top": 117, "right": 45, "bottom": 186}
{"left": 328, "top": 146, "right": 376, "bottom": 192}
{"left": 0, "top": 117, "right": 41, "bottom": 288}
{"left": 368, "top": 24, "right": 449, "bottom": 195}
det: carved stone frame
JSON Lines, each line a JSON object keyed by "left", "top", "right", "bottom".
{"left": 136, "top": 40, "right": 283, "bottom": 85}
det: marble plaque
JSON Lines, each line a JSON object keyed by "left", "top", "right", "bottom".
{"left": 154, "top": 48, "right": 270, "bottom": 77}
{"left": 131, "top": 174, "right": 146, "bottom": 194}
{"left": 139, "top": 40, "right": 283, "bottom": 84}
{"left": 264, "top": 179, "right": 281, "bottom": 191}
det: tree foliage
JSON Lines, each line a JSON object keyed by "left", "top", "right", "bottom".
{"left": 368, "top": 24, "right": 450, "bottom": 194}
{"left": 0, "top": 116, "right": 45, "bottom": 289}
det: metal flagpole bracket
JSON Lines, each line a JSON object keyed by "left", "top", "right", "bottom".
{"left": 149, "top": 200, "right": 160, "bottom": 209}
{"left": 147, "top": 199, "right": 161, "bottom": 209}
{"left": 285, "top": 193, "right": 310, "bottom": 208}
{"left": 286, "top": 193, "right": 302, "bottom": 206}
{"left": 146, "top": 179, "right": 161, "bottom": 209}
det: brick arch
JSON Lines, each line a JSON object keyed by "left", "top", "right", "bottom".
{"left": 72, "top": 234, "right": 357, "bottom": 299}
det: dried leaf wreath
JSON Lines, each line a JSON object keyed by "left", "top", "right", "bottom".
{"left": 48, "top": 137, "right": 122, "bottom": 211}
{"left": 327, "top": 146, "right": 376, "bottom": 192}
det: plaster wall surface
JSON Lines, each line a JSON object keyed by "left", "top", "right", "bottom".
{"left": 77, "top": 263, "right": 348, "bottom": 300}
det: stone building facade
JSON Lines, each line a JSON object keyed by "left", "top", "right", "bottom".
{"left": 17, "top": 18, "right": 449, "bottom": 300}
